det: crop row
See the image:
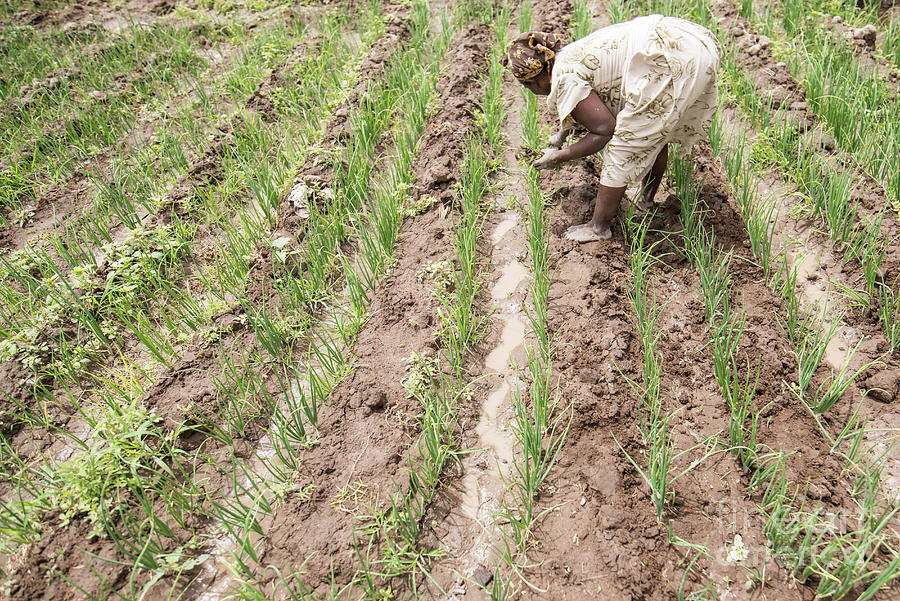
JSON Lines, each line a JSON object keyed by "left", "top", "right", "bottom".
{"left": 596, "top": 0, "right": 900, "bottom": 597}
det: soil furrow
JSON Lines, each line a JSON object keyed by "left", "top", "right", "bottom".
{"left": 712, "top": 0, "right": 900, "bottom": 282}
{"left": 250, "top": 20, "right": 493, "bottom": 597}
{"left": 647, "top": 253, "right": 799, "bottom": 600}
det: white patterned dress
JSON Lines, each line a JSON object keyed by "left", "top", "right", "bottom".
{"left": 547, "top": 15, "right": 720, "bottom": 187}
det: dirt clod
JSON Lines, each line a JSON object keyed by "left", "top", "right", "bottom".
{"left": 473, "top": 565, "right": 493, "bottom": 588}
{"left": 865, "top": 369, "right": 900, "bottom": 403}
{"left": 850, "top": 24, "right": 877, "bottom": 48}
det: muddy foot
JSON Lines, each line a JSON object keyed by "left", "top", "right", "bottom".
{"left": 564, "top": 222, "right": 611, "bottom": 242}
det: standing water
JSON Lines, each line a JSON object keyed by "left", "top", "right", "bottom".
{"left": 453, "top": 210, "right": 531, "bottom": 592}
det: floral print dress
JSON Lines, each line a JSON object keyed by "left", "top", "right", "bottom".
{"left": 547, "top": 15, "right": 720, "bottom": 187}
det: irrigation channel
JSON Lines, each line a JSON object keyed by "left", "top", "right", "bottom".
{"left": 454, "top": 210, "right": 529, "bottom": 589}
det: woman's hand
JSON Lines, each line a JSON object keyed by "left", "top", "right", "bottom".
{"left": 534, "top": 148, "right": 563, "bottom": 170}
{"left": 548, "top": 128, "right": 569, "bottom": 149}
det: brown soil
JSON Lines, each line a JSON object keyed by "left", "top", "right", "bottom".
{"left": 526, "top": 188, "right": 681, "bottom": 600}
{"left": 533, "top": 0, "right": 572, "bottom": 31}
{"left": 6, "top": 0, "right": 900, "bottom": 599}
{"left": 252, "top": 20, "right": 494, "bottom": 596}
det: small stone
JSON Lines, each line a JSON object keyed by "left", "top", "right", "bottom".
{"left": 733, "top": 28, "right": 745, "bottom": 38}
{"left": 833, "top": 15, "right": 843, "bottom": 25}
{"left": 807, "top": 482, "right": 831, "bottom": 500}
{"left": 426, "top": 163, "right": 451, "bottom": 185}
{"left": 288, "top": 182, "right": 310, "bottom": 218}
{"left": 473, "top": 565, "right": 493, "bottom": 588}
{"left": 232, "top": 439, "right": 251, "bottom": 459}
{"left": 747, "top": 43, "right": 762, "bottom": 56}
{"left": 758, "top": 35, "right": 772, "bottom": 50}
{"left": 790, "top": 100, "right": 808, "bottom": 111}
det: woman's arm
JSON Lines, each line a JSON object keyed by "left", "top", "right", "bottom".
{"left": 555, "top": 132, "right": 612, "bottom": 162}
{"left": 535, "top": 90, "right": 616, "bottom": 169}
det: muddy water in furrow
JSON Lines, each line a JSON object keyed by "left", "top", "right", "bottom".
{"left": 719, "top": 111, "right": 859, "bottom": 372}
{"left": 460, "top": 212, "right": 528, "bottom": 515}
{"left": 426, "top": 177, "right": 535, "bottom": 596}
{"left": 192, "top": 283, "right": 354, "bottom": 600}
{"left": 435, "top": 207, "right": 530, "bottom": 597}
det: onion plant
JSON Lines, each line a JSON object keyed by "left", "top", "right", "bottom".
{"left": 672, "top": 153, "right": 761, "bottom": 471}
{"left": 766, "top": 4, "right": 900, "bottom": 212}
{"left": 572, "top": 0, "right": 593, "bottom": 40}
{"left": 885, "top": 12, "right": 900, "bottom": 71}
{"left": 518, "top": 0, "right": 532, "bottom": 32}
{"left": 439, "top": 134, "right": 491, "bottom": 374}
{"left": 621, "top": 214, "right": 673, "bottom": 520}
{"left": 875, "top": 281, "right": 900, "bottom": 349}
{"left": 519, "top": 89, "right": 543, "bottom": 152}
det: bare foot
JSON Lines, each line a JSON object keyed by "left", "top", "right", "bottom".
{"left": 564, "top": 222, "right": 612, "bottom": 242}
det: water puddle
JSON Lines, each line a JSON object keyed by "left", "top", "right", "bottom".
{"left": 452, "top": 210, "right": 529, "bottom": 590}
{"left": 736, "top": 126, "right": 859, "bottom": 372}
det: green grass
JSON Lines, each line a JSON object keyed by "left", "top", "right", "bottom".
{"left": 571, "top": 0, "right": 592, "bottom": 39}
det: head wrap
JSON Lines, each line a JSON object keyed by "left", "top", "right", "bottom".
{"left": 501, "top": 31, "right": 565, "bottom": 81}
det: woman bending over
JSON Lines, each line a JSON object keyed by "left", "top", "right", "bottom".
{"left": 503, "top": 16, "right": 720, "bottom": 241}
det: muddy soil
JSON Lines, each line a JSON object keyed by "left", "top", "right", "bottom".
{"left": 714, "top": 0, "right": 900, "bottom": 511}
{"left": 523, "top": 175, "right": 681, "bottom": 600}
{"left": 712, "top": 0, "right": 900, "bottom": 284}
{"left": 533, "top": 0, "right": 572, "bottom": 31}
{"left": 248, "top": 20, "right": 494, "bottom": 596}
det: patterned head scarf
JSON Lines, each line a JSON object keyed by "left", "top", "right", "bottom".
{"left": 501, "top": 31, "right": 565, "bottom": 81}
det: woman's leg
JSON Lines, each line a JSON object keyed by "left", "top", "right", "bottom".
{"left": 564, "top": 184, "right": 626, "bottom": 241}
{"left": 641, "top": 143, "right": 668, "bottom": 206}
